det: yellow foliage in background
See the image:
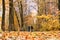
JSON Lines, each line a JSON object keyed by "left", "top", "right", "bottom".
{"left": 34, "top": 14, "right": 60, "bottom": 31}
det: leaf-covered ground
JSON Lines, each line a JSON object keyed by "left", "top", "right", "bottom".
{"left": 0, "top": 31, "right": 60, "bottom": 40}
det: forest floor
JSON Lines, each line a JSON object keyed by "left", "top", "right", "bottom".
{"left": 0, "top": 31, "right": 60, "bottom": 40}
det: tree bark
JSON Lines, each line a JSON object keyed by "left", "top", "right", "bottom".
{"left": 1, "top": 0, "right": 5, "bottom": 31}
{"left": 9, "top": 0, "right": 14, "bottom": 31}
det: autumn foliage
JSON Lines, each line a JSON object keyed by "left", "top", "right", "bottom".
{"left": 36, "top": 14, "right": 60, "bottom": 31}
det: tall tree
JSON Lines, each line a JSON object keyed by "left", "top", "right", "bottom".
{"left": 18, "top": 1, "right": 23, "bottom": 30}
{"left": 1, "top": 0, "right": 5, "bottom": 31}
{"left": 58, "top": 0, "right": 60, "bottom": 23}
{"left": 9, "top": 0, "right": 14, "bottom": 31}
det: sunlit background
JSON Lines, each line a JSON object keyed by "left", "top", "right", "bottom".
{"left": 0, "top": 0, "right": 2, "bottom": 17}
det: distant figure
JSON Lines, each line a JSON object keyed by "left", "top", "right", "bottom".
{"left": 27, "top": 26, "right": 33, "bottom": 32}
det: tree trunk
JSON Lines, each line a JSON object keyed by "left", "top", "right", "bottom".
{"left": 1, "top": 0, "right": 5, "bottom": 31}
{"left": 9, "top": 0, "right": 14, "bottom": 31}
